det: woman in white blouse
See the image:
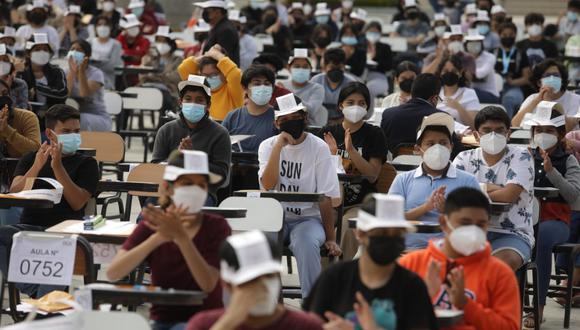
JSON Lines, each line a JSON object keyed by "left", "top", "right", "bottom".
{"left": 89, "top": 15, "right": 122, "bottom": 90}
{"left": 381, "top": 61, "right": 419, "bottom": 110}
{"left": 436, "top": 55, "right": 481, "bottom": 127}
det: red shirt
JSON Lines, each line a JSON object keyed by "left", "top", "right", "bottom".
{"left": 187, "top": 308, "right": 323, "bottom": 330}
{"left": 122, "top": 213, "right": 231, "bottom": 322}
{"left": 270, "top": 85, "right": 292, "bottom": 106}
{"left": 117, "top": 34, "right": 151, "bottom": 66}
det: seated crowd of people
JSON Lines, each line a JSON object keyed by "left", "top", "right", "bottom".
{"left": 0, "top": 0, "right": 580, "bottom": 329}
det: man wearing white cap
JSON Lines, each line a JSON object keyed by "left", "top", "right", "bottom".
{"left": 259, "top": 93, "right": 341, "bottom": 298}
{"left": 388, "top": 113, "right": 480, "bottom": 249}
{"left": 108, "top": 149, "right": 231, "bottom": 330}
{"left": 305, "top": 194, "right": 437, "bottom": 329}
{"left": 195, "top": 0, "right": 240, "bottom": 66}
{"left": 153, "top": 75, "right": 230, "bottom": 204}
{"left": 187, "top": 231, "right": 323, "bottom": 329}
{"left": 15, "top": 1, "right": 59, "bottom": 53}
{"left": 281, "top": 49, "right": 326, "bottom": 126}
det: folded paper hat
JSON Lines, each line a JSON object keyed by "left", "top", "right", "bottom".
{"left": 178, "top": 74, "right": 212, "bottom": 97}
{"left": 274, "top": 93, "right": 306, "bottom": 118}
{"left": 163, "top": 150, "right": 221, "bottom": 184}
{"left": 524, "top": 101, "right": 565, "bottom": 127}
{"left": 476, "top": 10, "right": 490, "bottom": 22}
{"left": 357, "top": 194, "right": 416, "bottom": 232}
{"left": 220, "top": 230, "right": 283, "bottom": 285}
{"left": 288, "top": 48, "right": 312, "bottom": 66}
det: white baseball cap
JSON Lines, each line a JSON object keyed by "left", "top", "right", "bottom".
{"left": 357, "top": 194, "right": 415, "bottom": 232}
{"left": 274, "top": 93, "right": 306, "bottom": 119}
{"left": 155, "top": 25, "right": 172, "bottom": 39}
{"left": 178, "top": 74, "right": 212, "bottom": 97}
{"left": 491, "top": 5, "right": 505, "bottom": 15}
{"left": 464, "top": 28, "right": 484, "bottom": 41}
{"left": 120, "top": 14, "right": 142, "bottom": 29}
{"left": 220, "top": 231, "right": 283, "bottom": 285}
{"left": 163, "top": 150, "right": 221, "bottom": 183}
{"left": 194, "top": 0, "right": 228, "bottom": 9}
{"left": 416, "top": 112, "right": 455, "bottom": 141}
{"left": 314, "top": 2, "right": 330, "bottom": 16}
{"left": 524, "top": 101, "right": 565, "bottom": 127}
{"left": 350, "top": 8, "right": 368, "bottom": 22}
{"left": 128, "top": 0, "right": 145, "bottom": 9}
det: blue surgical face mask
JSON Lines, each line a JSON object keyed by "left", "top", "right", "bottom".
{"left": 341, "top": 35, "right": 358, "bottom": 46}
{"left": 291, "top": 68, "right": 310, "bottom": 84}
{"left": 567, "top": 11, "right": 578, "bottom": 22}
{"left": 206, "top": 75, "right": 223, "bottom": 90}
{"left": 132, "top": 6, "right": 144, "bottom": 18}
{"left": 249, "top": 85, "right": 273, "bottom": 106}
{"left": 477, "top": 24, "right": 490, "bottom": 35}
{"left": 182, "top": 103, "right": 206, "bottom": 123}
{"left": 68, "top": 50, "right": 85, "bottom": 64}
{"left": 541, "top": 75, "right": 562, "bottom": 92}
{"left": 57, "top": 133, "right": 82, "bottom": 154}
{"left": 315, "top": 15, "right": 329, "bottom": 24}
{"left": 365, "top": 31, "right": 381, "bottom": 44}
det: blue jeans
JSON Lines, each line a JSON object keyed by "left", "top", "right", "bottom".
{"left": 487, "top": 231, "right": 532, "bottom": 262}
{"left": 537, "top": 220, "right": 570, "bottom": 305}
{"left": 557, "top": 211, "right": 580, "bottom": 269}
{"left": 0, "top": 224, "right": 66, "bottom": 298}
{"left": 267, "top": 217, "right": 325, "bottom": 298}
{"left": 0, "top": 207, "right": 23, "bottom": 226}
{"left": 501, "top": 85, "right": 524, "bottom": 118}
{"left": 405, "top": 233, "right": 445, "bottom": 250}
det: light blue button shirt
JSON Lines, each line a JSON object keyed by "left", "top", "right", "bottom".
{"left": 388, "top": 163, "right": 481, "bottom": 223}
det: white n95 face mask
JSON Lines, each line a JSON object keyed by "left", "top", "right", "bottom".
{"left": 342, "top": 105, "right": 367, "bottom": 123}
{"left": 171, "top": 185, "right": 207, "bottom": 214}
{"left": 422, "top": 144, "right": 451, "bottom": 171}
{"left": 249, "top": 277, "right": 281, "bottom": 316}
{"left": 480, "top": 132, "right": 507, "bottom": 155}
{"left": 447, "top": 222, "right": 487, "bottom": 256}
{"left": 533, "top": 133, "right": 558, "bottom": 150}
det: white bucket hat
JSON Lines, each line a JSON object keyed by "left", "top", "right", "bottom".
{"left": 357, "top": 194, "right": 416, "bottom": 232}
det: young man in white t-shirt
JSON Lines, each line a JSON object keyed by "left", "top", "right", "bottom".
{"left": 453, "top": 106, "right": 534, "bottom": 271}
{"left": 258, "top": 93, "right": 342, "bottom": 298}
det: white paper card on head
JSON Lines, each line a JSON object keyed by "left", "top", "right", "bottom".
{"left": 91, "top": 243, "right": 120, "bottom": 264}
{"left": 450, "top": 25, "right": 463, "bottom": 35}
{"left": 8, "top": 232, "right": 77, "bottom": 286}
{"left": 294, "top": 48, "right": 308, "bottom": 58}
{"left": 33, "top": 33, "right": 48, "bottom": 45}
{"left": 187, "top": 74, "right": 205, "bottom": 84}
{"left": 277, "top": 94, "right": 298, "bottom": 111}
{"left": 535, "top": 102, "right": 554, "bottom": 121}
{"left": 247, "top": 191, "right": 261, "bottom": 198}
{"left": 0, "top": 44, "right": 6, "bottom": 55}
{"left": 157, "top": 25, "right": 170, "bottom": 36}
{"left": 404, "top": 0, "right": 417, "bottom": 7}
{"left": 33, "top": 0, "right": 45, "bottom": 8}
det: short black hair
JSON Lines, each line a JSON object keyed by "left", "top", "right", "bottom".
{"left": 323, "top": 47, "right": 346, "bottom": 66}
{"left": 241, "top": 64, "right": 275, "bottom": 88}
{"left": 417, "top": 125, "right": 452, "bottom": 144}
{"left": 179, "top": 84, "right": 211, "bottom": 103}
{"left": 524, "top": 13, "right": 545, "bottom": 25}
{"left": 394, "top": 60, "right": 419, "bottom": 78}
{"left": 339, "top": 23, "right": 355, "bottom": 39}
{"left": 198, "top": 56, "right": 218, "bottom": 73}
{"left": 95, "top": 15, "right": 112, "bottom": 26}
{"left": 411, "top": 73, "right": 441, "bottom": 100}
{"left": 252, "top": 53, "right": 284, "bottom": 72}
{"left": 365, "top": 21, "right": 382, "bottom": 33}
{"left": 474, "top": 106, "right": 510, "bottom": 131}
{"left": 569, "top": 0, "right": 580, "bottom": 10}
{"left": 444, "top": 187, "right": 491, "bottom": 216}
{"left": 219, "top": 233, "right": 281, "bottom": 272}
{"left": 338, "top": 82, "right": 370, "bottom": 110}
{"left": 532, "top": 58, "right": 569, "bottom": 92}
{"left": 498, "top": 21, "right": 517, "bottom": 34}
{"left": 71, "top": 39, "right": 92, "bottom": 57}
{"left": 45, "top": 104, "right": 80, "bottom": 129}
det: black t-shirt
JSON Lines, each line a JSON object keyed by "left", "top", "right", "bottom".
{"left": 516, "top": 38, "right": 559, "bottom": 67}
{"left": 14, "top": 151, "right": 99, "bottom": 227}
{"left": 494, "top": 47, "right": 530, "bottom": 79}
{"left": 304, "top": 260, "right": 438, "bottom": 330}
{"left": 321, "top": 123, "right": 388, "bottom": 206}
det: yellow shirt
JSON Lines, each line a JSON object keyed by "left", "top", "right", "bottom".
{"left": 177, "top": 56, "right": 244, "bottom": 121}
{"left": 0, "top": 107, "right": 41, "bottom": 158}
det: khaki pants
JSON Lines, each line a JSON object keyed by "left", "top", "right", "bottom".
{"left": 340, "top": 207, "right": 362, "bottom": 261}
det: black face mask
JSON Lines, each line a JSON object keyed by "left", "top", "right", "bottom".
{"left": 279, "top": 118, "right": 306, "bottom": 140}
{"left": 202, "top": 9, "right": 211, "bottom": 23}
{"left": 264, "top": 14, "right": 277, "bottom": 27}
{"left": 367, "top": 235, "right": 405, "bottom": 265}
{"left": 500, "top": 37, "right": 515, "bottom": 48}
{"left": 399, "top": 78, "right": 414, "bottom": 93}
{"left": 406, "top": 12, "right": 419, "bottom": 20}
{"left": 441, "top": 72, "right": 459, "bottom": 86}
{"left": 314, "top": 36, "right": 331, "bottom": 48}
{"left": 352, "top": 22, "right": 364, "bottom": 34}
{"left": 327, "top": 69, "right": 344, "bottom": 83}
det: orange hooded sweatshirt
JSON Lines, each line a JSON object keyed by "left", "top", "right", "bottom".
{"left": 399, "top": 240, "right": 520, "bottom": 330}
{"left": 177, "top": 56, "right": 244, "bottom": 121}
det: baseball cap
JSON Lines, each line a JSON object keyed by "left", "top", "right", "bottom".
{"left": 178, "top": 74, "right": 212, "bottom": 97}
{"left": 163, "top": 150, "right": 221, "bottom": 184}
{"left": 416, "top": 112, "right": 455, "bottom": 141}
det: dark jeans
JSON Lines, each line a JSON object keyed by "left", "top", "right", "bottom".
{"left": 0, "top": 224, "right": 66, "bottom": 298}
{"left": 557, "top": 211, "right": 580, "bottom": 269}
